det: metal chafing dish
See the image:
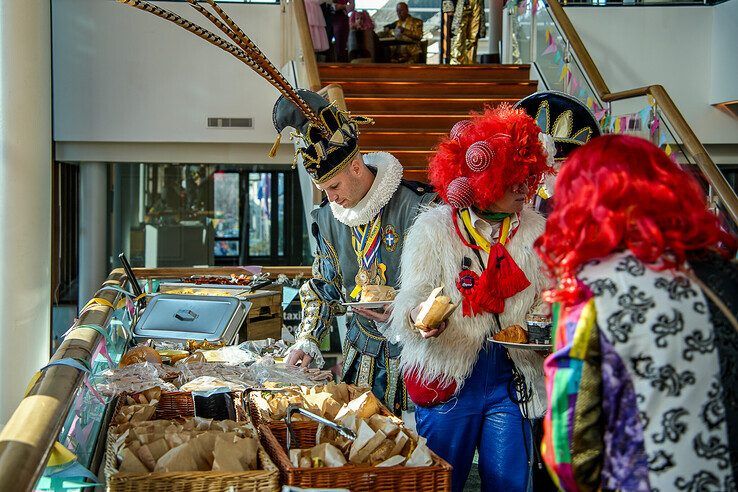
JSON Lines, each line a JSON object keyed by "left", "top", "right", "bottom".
{"left": 133, "top": 294, "right": 251, "bottom": 344}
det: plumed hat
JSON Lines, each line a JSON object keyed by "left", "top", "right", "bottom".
{"left": 118, "top": 0, "right": 370, "bottom": 184}
{"left": 272, "top": 89, "right": 372, "bottom": 183}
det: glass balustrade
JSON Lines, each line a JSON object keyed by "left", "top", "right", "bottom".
{"left": 506, "top": 0, "right": 738, "bottom": 234}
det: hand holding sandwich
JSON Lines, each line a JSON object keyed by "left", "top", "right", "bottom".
{"left": 411, "top": 287, "right": 457, "bottom": 339}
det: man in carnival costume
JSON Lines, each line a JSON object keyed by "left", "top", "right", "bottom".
{"left": 387, "top": 92, "right": 600, "bottom": 491}
{"left": 118, "top": 0, "right": 435, "bottom": 412}
{"left": 277, "top": 91, "right": 437, "bottom": 413}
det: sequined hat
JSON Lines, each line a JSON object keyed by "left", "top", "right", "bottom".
{"left": 514, "top": 91, "right": 601, "bottom": 160}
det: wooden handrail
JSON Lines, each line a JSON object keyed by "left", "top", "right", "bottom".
{"left": 319, "top": 83, "right": 348, "bottom": 111}
{"left": 0, "top": 271, "right": 126, "bottom": 492}
{"left": 546, "top": 0, "right": 738, "bottom": 226}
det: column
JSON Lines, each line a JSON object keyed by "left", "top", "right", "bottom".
{"left": 0, "top": 1, "right": 52, "bottom": 424}
{"left": 487, "top": 0, "right": 504, "bottom": 62}
{"left": 78, "top": 162, "right": 109, "bottom": 311}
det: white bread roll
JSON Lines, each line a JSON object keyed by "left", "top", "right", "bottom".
{"left": 414, "top": 287, "right": 457, "bottom": 331}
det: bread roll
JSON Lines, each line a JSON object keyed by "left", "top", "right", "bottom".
{"left": 492, "top": 325, "right": 528, "bottom": 343}
{"left": 120, "top": 346, "right": 162, "bottom": 367}
{"left": 415, "top": 287, "right": 457, "bottom": 331}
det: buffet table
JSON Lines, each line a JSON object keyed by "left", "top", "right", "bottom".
{"left": 0, "top": 266, "right": 451, "bottom": 492}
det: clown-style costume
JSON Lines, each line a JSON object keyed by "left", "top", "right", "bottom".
{"left": 543, "top": 251, "right": 737, "bottom": 492}
{"left": 532, "top": 132, "right": 737, "bottom": 492}
{"left": 118, "top": 0, "right": 435, "bottom": 411}
{"left": 388, "top": 108, "right": 551, "bottom": 492}
{"left": 391, "top": 201, "right": 549, "bottom": 490}
{"left": 388, "top": 94, "right": 600, "bottom": 491}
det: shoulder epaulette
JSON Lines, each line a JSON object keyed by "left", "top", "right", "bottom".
{"left": 400, "top": 179, "right": 435, "bottom": 196}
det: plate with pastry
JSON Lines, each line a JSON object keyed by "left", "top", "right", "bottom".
{"left": 342, "top": 285, "right": 396, "bottom": 309}
{"left": 489, "top": 324, "right": 552, "bottom": 351}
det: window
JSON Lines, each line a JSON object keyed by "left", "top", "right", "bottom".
{"left": 214, "top": 171, "right": 241, "bottom": 259}
{"left": 110, "top": 163, "right": 305, "bottom": 269}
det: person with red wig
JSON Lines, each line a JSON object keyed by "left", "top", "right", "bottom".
{"left": 536, "top": 134, "right": 738, "bottom": 491}
{"left": 387, "top": 93, "right": 598, "bottom": 491}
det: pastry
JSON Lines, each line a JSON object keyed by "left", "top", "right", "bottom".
{"left": 186, "top": 340, "right": 226, "bottom": 352}
{"left": 120, "top": 346, "right": 163, "bottom": 367}
{"left": 415, "top": 286, "right": 458, "bottom": 331}
{"left": 156, "top": 349, "right": 190, "bottom": 364}
{"left": 492, "top": 325, "right": 528, "bottom": 343}
{"left": 360, "top": 285, "right": 396, "bottom": 302}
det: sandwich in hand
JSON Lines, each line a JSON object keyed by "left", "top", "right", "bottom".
{"left": 414, "top": 287, "right": 458, "bottom": 332}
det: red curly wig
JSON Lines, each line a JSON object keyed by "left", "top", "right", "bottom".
{"left": 535, "top": 134, "right": 736, "bottom": 303}
{"left": 429, "top": 105, "right": 553, "bottom": 210}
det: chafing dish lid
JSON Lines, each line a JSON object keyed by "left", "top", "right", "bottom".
{"left": 133, "top": 294, "right": 247, "bottom": 341}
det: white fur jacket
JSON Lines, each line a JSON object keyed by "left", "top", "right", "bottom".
{"left": 386, "top": 203, "right": 549, "bottom": 418}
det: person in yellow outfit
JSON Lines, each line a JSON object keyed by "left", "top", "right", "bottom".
{"left": 382, "top": 2, "right": 424, "bottom": 63}
{"left": 450, "top": 0, "right": 485, "bottom": 64}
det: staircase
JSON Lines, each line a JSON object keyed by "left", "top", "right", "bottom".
{"left": 318, "top": 63, "right": 537, "bottom": 182}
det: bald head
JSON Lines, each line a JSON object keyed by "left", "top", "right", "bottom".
{"left": 396, "top": 2, "right": 409, "bottom": 21}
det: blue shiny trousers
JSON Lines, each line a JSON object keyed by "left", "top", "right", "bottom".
{"left": 415, "top": 342, "right": 532, "bottom": 492}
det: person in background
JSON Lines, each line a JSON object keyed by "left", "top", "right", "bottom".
{"left": 320, "top": 0, "right": 334, "bottom": 60}
{"left": 536, "top": 134, "right": 738, "bottom": 492}
{"left": 450, "top": 0, "right": 485, "bottom": 64}
{"left": 382, "top": 2, "right": 424, "bottom": 63}
{"left": 331, "top": 0, "right": 351, "bottom": 62}
{"left": 305, "top": 0, "right": 330, "bottom": 55}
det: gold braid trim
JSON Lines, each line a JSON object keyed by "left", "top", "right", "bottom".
{"left": 306, "top": 146, "right": 359, "bottom": 185}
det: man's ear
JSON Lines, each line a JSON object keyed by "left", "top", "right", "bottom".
{"left": 351, "top": 157, "right": 362, "bottom": 176}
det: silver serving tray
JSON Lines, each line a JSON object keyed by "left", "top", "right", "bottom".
{"left": 133, "top": 294, "right": 251, "bottom": 343}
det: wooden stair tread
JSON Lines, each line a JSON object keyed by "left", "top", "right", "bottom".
{"left": 346, "top": 96, "right": 516, "bottom": 114}
{"left": 319, "top": 62, "right": 530, "bottom": 69}
{"left": 318, "top": 63, "right": 531, "bottom": 81}
{"left": 325, "top": 80, "right": 537, "bottom": 86}
{"left": 321, "top": 63, "right": 535, "bottom": 181}
{"left": 334, "top": 83, "right": 535, "bottom": 97}
{"left": 345, "top": 94, "right": 520, "bottom": 100}
{"left": 327, "top": 76, "right": 532, "bottom": 83}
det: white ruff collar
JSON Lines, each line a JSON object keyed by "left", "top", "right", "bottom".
{"left": 329, "top": 152, "right": 403, "bottom": 227}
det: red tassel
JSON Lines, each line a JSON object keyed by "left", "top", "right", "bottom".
{"left": 488, "top": 243, "right": 531, "bottom": 299}
{"left": 456, "top": 244, "right": 530, "bottom": 316}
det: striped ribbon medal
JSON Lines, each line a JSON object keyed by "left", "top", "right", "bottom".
{"left": 350, "top": 210, "right": 387, "bottom": 299}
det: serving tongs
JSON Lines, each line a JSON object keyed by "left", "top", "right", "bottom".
{"left": 119, "top": 252, "right": 146, "bottom": 309}
{"left": 247, "top": 272, "right": 273, "bottom": 292}
{"left": 285, "top": 405, "right": 357, "bottom": 451}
